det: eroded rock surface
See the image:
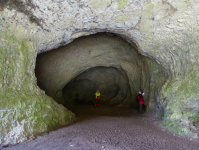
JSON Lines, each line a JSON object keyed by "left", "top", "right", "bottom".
{"left": 1, "top": 0, "right": 199, "bottom": 145}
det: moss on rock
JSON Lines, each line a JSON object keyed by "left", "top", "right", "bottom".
{"left": 87, "top": 0, "right": 111, "bottom": 10}
{"left": 161, "top": 67, "right": 199, "bottom": 138}
{"left": 115, "top": 0, "right": 129, "bottom": 9}
{"left": 0, "top": 33, "right": 75, "bottom": 145}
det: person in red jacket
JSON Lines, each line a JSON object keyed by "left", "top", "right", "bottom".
{"left": 138, "top": 91, "right": 145, "bottom": 114}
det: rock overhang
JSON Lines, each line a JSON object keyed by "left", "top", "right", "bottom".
{"left": 1, "top": 0, "right": 199, "bottom": 145}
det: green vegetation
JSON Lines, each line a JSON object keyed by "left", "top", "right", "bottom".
{"left": 0, "top": 32, "right": 75, "bottom": 145}
{"left": 161, "top": 67, "right": 199, "bottom": 138}
{"left": 115, "top": 0, "right": 129, "bottom": 9}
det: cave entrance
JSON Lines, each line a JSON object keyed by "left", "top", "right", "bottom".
{"left": 35, "top": 33, "right": 168, "bottom": 117}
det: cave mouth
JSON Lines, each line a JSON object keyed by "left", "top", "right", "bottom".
{"left": 35, "top": 32, "right": 168, "bottom": 117}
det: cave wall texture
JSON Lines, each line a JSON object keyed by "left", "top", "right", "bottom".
{"left": 1, "top": 0, "right": 199, "bottom": 145}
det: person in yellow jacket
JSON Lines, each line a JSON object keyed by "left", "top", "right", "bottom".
{"left": 95, "top": 90, "right": 100, "bottom": 107}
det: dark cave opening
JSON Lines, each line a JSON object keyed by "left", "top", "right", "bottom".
{"left": 62, "top": 66, "right": 132, "bottom": 108}
{"left": 35, "top": 32, "right": 168, "bottom": 116}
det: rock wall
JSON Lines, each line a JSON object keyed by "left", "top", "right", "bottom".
{"left": 1, "top": 0, "right": 199, "bottom": 145}
{"left": 0, "top": 33, "right": 75, "bottom": 145}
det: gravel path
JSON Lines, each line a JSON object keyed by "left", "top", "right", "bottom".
{"left": 3, "top": 105, "right": 199, "bottom": 150}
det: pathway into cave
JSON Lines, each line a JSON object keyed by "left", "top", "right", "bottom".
{"left": 4, "top": 107, "right": 199, "bottom": 150}
{"left": 6, "top": 33, "right": 199, "bottom": 149}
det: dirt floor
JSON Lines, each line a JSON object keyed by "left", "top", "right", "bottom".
{"left": 3, "top": 105, "right": 199, "bottom": 150}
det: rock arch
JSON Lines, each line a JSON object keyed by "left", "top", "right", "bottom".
{"left": 1, "top": 0, "right": 199, "bottom": 145}
{"left": 35, "top": 33, "right": 167, "bottom": 110}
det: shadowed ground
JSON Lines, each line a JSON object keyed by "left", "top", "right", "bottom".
{"left": 3, "top": 105, "right": 199, "bottom": 150}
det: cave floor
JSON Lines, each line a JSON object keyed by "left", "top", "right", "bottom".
{"left": 4, "top": 105, "right": 199, "bottom": 150}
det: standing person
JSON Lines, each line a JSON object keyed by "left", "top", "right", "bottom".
{"left": 95, "top": 90, "right": 100, "bottom": 107}
{"left": 138, "top": 91, "right": 145, "bottom": 114}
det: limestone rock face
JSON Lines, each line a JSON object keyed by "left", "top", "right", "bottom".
{"left": 1, "top": 0, "right": 199, "bottom": 145}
